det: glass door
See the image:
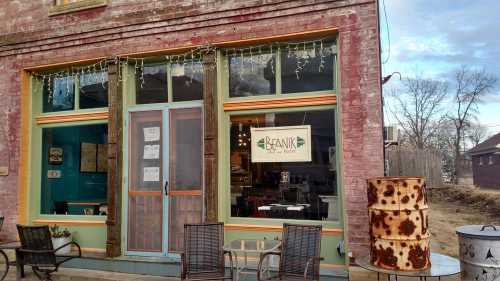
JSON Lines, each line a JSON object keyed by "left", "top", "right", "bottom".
{"left": 126, "top": 106, "right": 203, "bottom": 255}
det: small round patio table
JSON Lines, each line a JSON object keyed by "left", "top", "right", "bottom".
{"left": 224, "top": 239, "right": 281, "bottom": 281}
{"left": 0, "top": 241, "right": 23, "bottom": 281}
{"left": 356, "top": 252, "right": 461, "bottom": 281}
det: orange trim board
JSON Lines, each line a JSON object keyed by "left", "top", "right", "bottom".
{"left": 33, "top": 219, "right": 106, "bottom": 227}
{"left": 18, "top": 70, "right": 31, "bottom": 225}
{"left": 225, "top": 224, "right": 343, "bottom": 236}
{"left": 35, "top": 110, "right": 109, "bottom": 124}
{"left": 224, "top": 94, "right": 337, "bottom": 111}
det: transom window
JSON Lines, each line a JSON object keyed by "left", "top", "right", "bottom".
{"left": 135, "top": 61, "right": 203, "bottom": 104}
{"left": 43, "top": 71, "right": 108, "bottom": 113}
{"left": 225, "top": 39, "right": 336, "bottom": 98}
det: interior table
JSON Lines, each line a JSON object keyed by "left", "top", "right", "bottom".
{"left": 0, "top": 241, "right": 24, "bottom": 281}
{"left": 356, "top": 252, "right": 461, "bottom": 281}
{"left": 224, "top": 239, "right": 281, "bottom": 281}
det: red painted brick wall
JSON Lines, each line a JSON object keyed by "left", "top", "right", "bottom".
{"left": 0, "top": 0, "right": 383, "bottom": 256}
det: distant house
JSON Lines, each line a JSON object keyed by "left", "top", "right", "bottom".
{"left": 468, "top": 133, "right": 500, "bottom": 188}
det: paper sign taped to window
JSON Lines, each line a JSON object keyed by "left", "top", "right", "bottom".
{"left": 143, "top": 145, "right": 160, "bottom": 159}
{"left": 143, "top": 127, "right": 160, "bottom": 142}
{"left": 251, "top": 125, "right": 312, "bottom": 163}
{"left": 143, "top": 167, "right": 160, "bottom": 182}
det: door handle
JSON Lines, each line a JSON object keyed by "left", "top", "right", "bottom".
{"left": 164, "top": 181, "right": 169, "bottom": 196}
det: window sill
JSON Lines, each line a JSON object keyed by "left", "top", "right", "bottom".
{"left": 49, "top": 0, "right": 107, "bottom": 16}
{"left": 33, "top": 217, "right": 107, "bottom": 227}
{"left": 225, "top": 223, "right": 343, "bottom": 236}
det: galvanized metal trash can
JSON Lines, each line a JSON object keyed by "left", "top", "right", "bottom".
{"left": 456, "top": 224, "right": 500, "bottom": 281}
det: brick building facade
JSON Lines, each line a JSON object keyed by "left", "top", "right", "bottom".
{"left": 0, "top": 0, "right": 383, "bottom": 275}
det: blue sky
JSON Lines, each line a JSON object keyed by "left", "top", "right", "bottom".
{"left": 380, "top": 0, "right": 500, "bottom": 134}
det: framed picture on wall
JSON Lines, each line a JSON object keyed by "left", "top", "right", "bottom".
{"left": 48, "top": 147, "right": 63, "bottom": 165}
{"left": 80, "top": 142, "right": 97, "bottom": 172}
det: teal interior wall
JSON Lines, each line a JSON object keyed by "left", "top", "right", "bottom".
{"left": 41, "top": 124, "right": 108, "bottom": 214}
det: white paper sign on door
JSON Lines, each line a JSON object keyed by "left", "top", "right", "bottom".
{"left": 251, "top": 125, "right": 312, "bottom": 163}
{"left": 143, "top": 145, "right": 160, "bottom": 159}
{"left": 143, "top": 127, "right": 160, "bottom": 142}
{"left": 143, "top": 167, "right": 160, "bottom": 182}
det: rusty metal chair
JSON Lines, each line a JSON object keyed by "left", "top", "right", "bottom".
{"left": 181, "top": 222, "right": 234, "bottom": 281}
{"left": 257, "top": 223, "right": 323, "bottom": 281}
{"left": 16, "top": 225, "right": 81, "bottom": 281}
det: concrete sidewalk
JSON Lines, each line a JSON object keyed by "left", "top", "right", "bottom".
{"left": 1, "top": 268, "right": 177, "bottom": 281}
{"left": 0, "top": 267, "right": 461, "bottom": 281}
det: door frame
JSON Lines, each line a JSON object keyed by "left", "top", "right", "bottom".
{"left": 123, "top": 101, "right": 203, "bottom": 257}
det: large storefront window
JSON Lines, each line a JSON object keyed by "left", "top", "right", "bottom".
{"left": 230, "top": 109, "right": 339, "bottom": 221}
{"left": 41, "top": 124, "right": 108, "bottom": 215}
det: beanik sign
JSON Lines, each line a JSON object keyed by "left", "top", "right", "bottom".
{"left": 250, "top": 125, "right": 312, "bottom": 162}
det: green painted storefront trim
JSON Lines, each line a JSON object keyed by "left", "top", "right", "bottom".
{"left": 215, "top": 42, "right": 346, "bottom": 265}
{"left": 28, "top": 73, "right": 110, "bottom": 251}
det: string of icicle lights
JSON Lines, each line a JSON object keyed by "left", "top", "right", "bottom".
{"left": 31, "top": 38, "right": 336, "bottom": 101}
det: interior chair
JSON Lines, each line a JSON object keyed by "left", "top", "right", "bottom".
{"left": 53, "top": 201, "right": 68, "bottom": 215}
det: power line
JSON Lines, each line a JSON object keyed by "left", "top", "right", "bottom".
{"left": 381, "top": 0, "right": 391, "bottom": 65}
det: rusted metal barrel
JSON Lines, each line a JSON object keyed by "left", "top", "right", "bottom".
{"left": 456, "top": 224, "right": 500, "bottom": 281}
{"left": 367, "top": 177, "right": 431, "bottom": 271}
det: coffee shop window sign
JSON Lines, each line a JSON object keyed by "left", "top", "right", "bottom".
{"left": 250, "top": 125, "right": 312, "bottom": 163}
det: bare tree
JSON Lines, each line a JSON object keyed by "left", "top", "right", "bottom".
{"left": 450, "top": 66, "right": 497, "bottom": 182}
{"left": 467, "top": 122, "right": 490, "bottom": 147}
{"left": 388, "top": 76, "right": 448, "bottom": 149}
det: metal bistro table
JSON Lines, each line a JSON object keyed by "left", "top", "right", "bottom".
{"left": 0, "top": 241, "right": 24, "bottom": 281}
{"left": 224, "top": 239, "right": 281, "bottom": 281}
{"left": 356, "top": 253, "right": 461, "bottom": 281}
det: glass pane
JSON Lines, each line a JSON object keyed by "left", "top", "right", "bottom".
{"left": 128, "top": 110, "right": 163, "bottom": 252}
{"left": 229, "top": 51, "right": 276, "bottom": 97}
{"left": 172, "top": 62, "right": 203, "bottom": 101}
{"left": 136, "top": 64, "right": 168, "bottom": 104}
{"left": 169, "top": 108, "right": 203, "bottom": 190}
{"left": 79, "top": 71, "right": 108, "bottom": 109}
{"left": 229, "top": 110, "right": 339, "bottom": 221}
{"left": 40, "top": 124, "right": 108, "bottom": 215}
{"left": 43, "top": 76, "right": 75, "bottom": 112}
{"left": 281, "top": 41, "right": 336, "bottom": 94}
{"left": 169, "top": 196, "right": 202, "bottom": 252}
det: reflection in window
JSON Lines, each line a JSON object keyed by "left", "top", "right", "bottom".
{"left": 41, "top": 124, "right": 108, "bottom": 215}
{"left": 172, "top": 61, "right": 203, "bottom": 102}
{"left": 136, "top": 64, "right": 168, "bottom": 104}
{"left": 80, "top": 71, "right": 108, "bottom": 109}
{"left": 281, "top": 41, "right": 336, "bottom": 94}
{"left": 229, "top": 51, "right": 276, "bottom": 97}
{"left": 230, "top": 109, "right": 338, "bottom": 221}
{"left": 43, "top": 76, "right": 75, "bottom": 112}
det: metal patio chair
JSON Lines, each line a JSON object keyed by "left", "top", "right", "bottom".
{"left": 257, "top": 223, "right": 323, "bottom": 281}
{"left": 181, "top": 222, "right": 234, "bottom": 281}
{"left": 16, "top": 225, "right": 81, "bottom": 281}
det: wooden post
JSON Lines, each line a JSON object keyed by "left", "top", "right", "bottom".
{"left": 106, "top": 62, "right": 123, "bottom": 257}
{"left": 202, "top": 52, "right": 218, "bottom": 223}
